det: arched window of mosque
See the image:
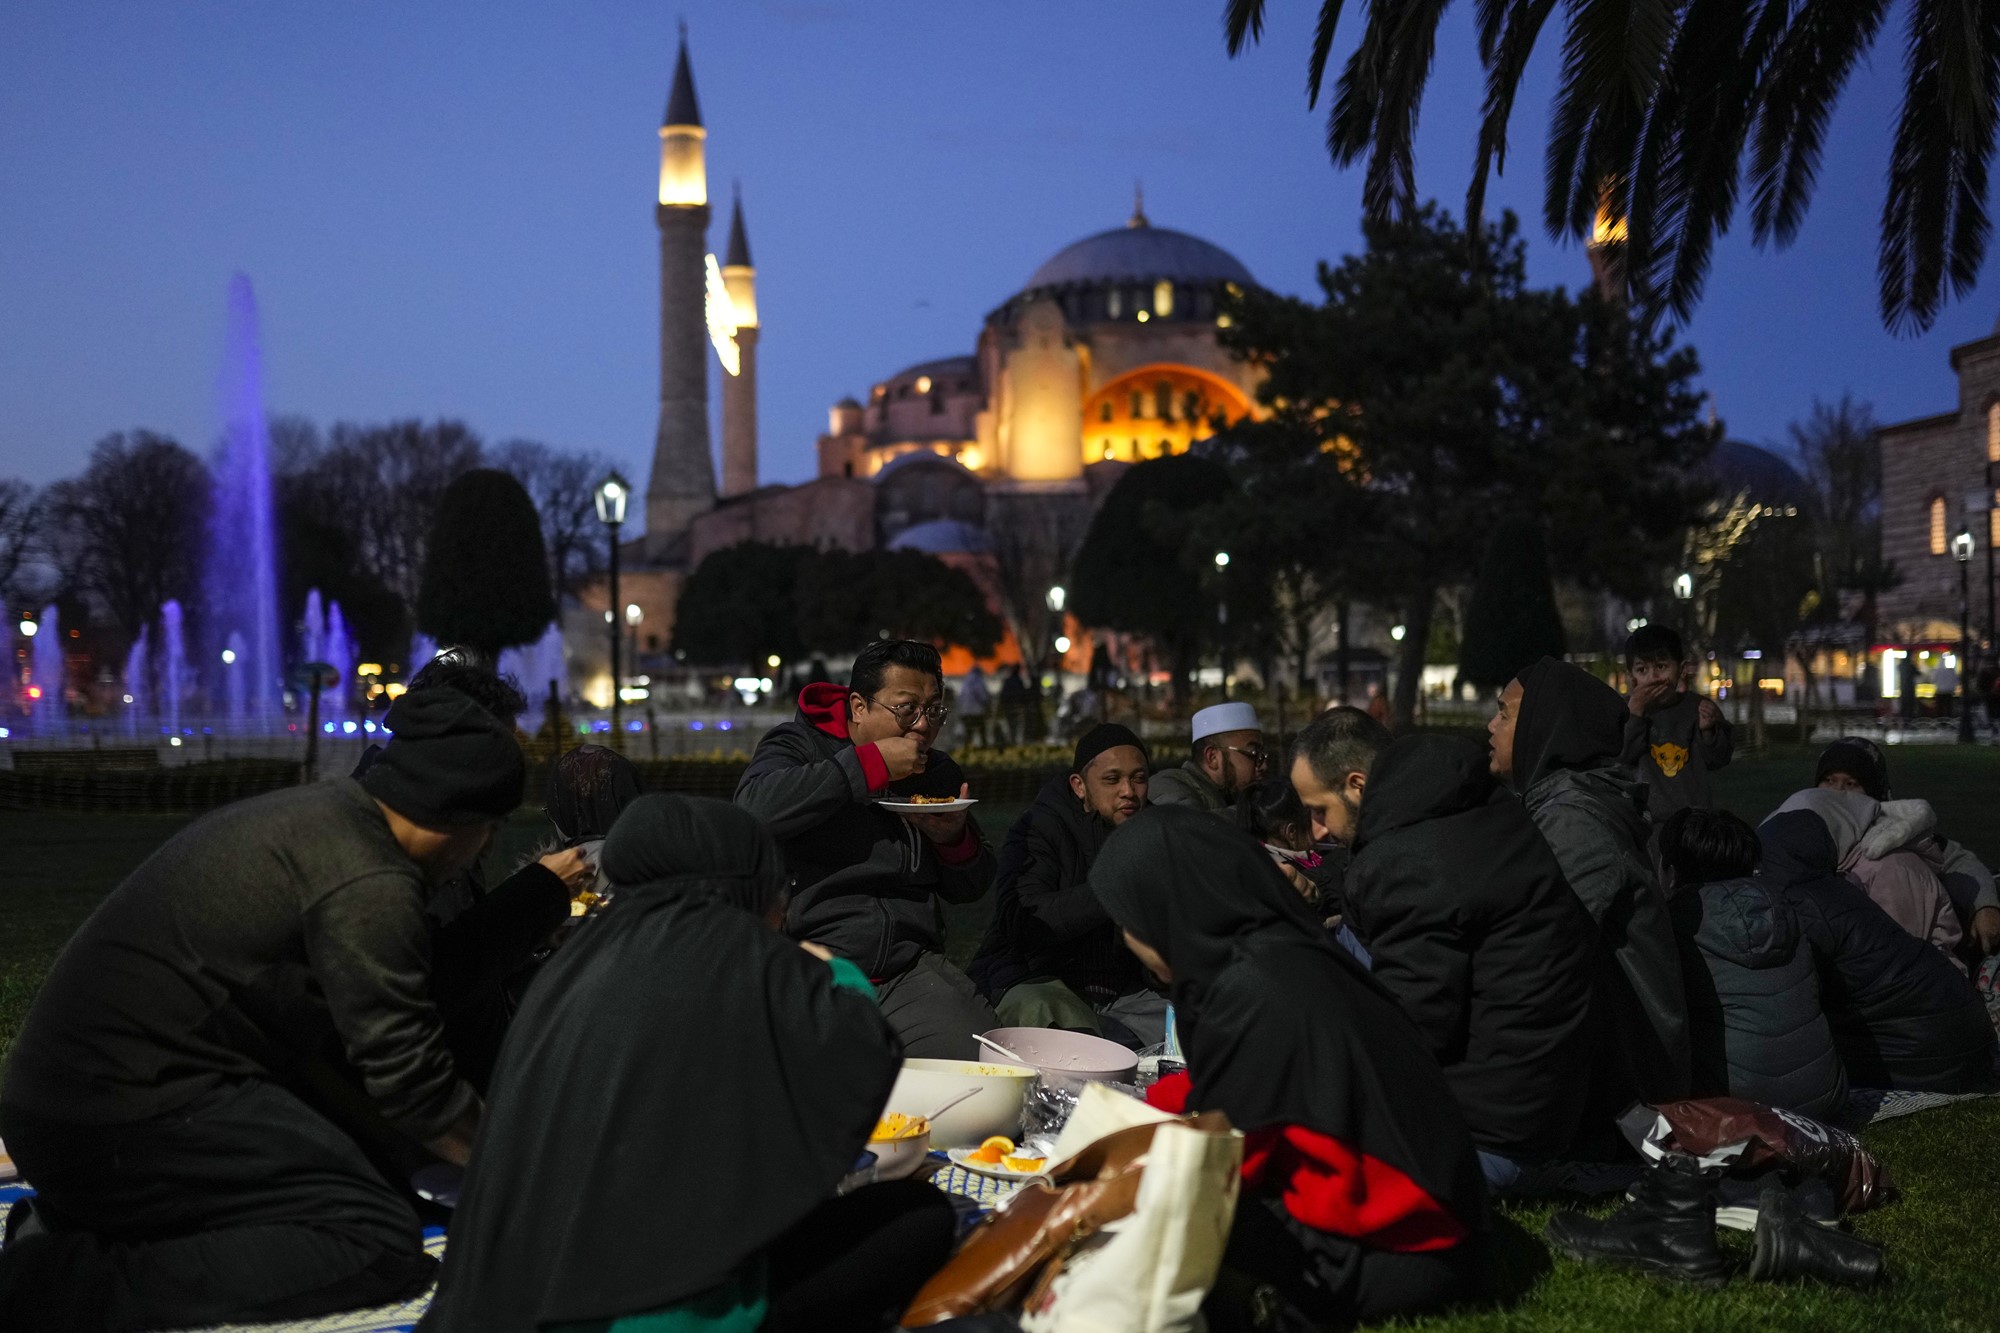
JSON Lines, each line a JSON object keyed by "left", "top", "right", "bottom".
{"left": 1930, "top": 495, "right": 1948, "bottom": 555}
{"left": 1107, "top": 288, "right": 1123, "bottom": 319}
{"left": 1154, "top": 281, "right": 1175, "bottom": 319}
{"left": 1196, "top": 289, "right": 1213, "bottom": 318}
{"left": 1159, "top": 439, "right": 1171, "bottom": 456}
{"left": 1992, "top": 492, "right": 2000, "bottom": 547}
{"left": 1183, "top": 390, "right": 1203, "bottom": 421}
{"left": 1130, "top": 390, "right": 1146, "bottom": 419}
{"left": 1988, "top": 401, "right": 2000, "bottom": 462}
{"left": 1155, "top": 381, "right": 1174, "bottom": 419}
{"left": 1099, "top": 401, "right": 1114, "bottom": 423}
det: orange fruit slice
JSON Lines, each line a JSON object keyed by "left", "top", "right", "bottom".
{"left": 1002, "top": 1154, "right": 1046, "bottom": 1173}
{"left": 970, "top": 1135, "right": 1014, "bottom": 1164}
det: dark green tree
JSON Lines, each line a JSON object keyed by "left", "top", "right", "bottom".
{"left": 1071, "top": 454, "right": 1238, "bottom": 706}
{"left": 1222, "top": 0, "right": 2000, "bottom": 332}
{"left": 673, "top": 541, "right": 810, "bottom": 668}
{"left": 414, "top": 468, "right": 557, "bottom": 658}
{"left": 1459, "top": 515, "right": 1568, "bottom": 689}
{"left": 794, "top": 549, "right": 1002, "bottom": 658}
{"left": 1222, "top": 204, "right": 1715, "bottom": 725}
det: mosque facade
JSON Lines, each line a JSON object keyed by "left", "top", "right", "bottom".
{"left": 593, "top": 34, "right": 1270, "bottom": 690}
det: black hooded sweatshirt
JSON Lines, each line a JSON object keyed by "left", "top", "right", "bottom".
{"left": 1347, "top": 735, "right": 1598, "bottom": 1159}
{"left": 1093, "top": 807, "right": 1486, "bottom": 1254}
{"left": 734, "top": 684, "right": 996, "bottom": 978}
{"left": 1512, "top": 657, "right": 1691, "bottom": 1104}
{"left": 1758, "top": 810, "right": 1997, "bottom": 1093}
{"left": 420, "top": 795, "right": 899, "bottom": 1332}
{"left": 969, "top": 775, "right": 1141, "bottom": 1005}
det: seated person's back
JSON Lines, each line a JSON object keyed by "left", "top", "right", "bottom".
{"left": 1095, "top": 806, "right": 1485, "bottom": 1331}
{"left": 1339, "top": 730, "right": 1599, "bottom": 1163}
{"left": 1758, "top": 809, "right": 1997, "bottom": 1094}
{"left": 1776, "top": 787, "right": 1964, "bottom": 967}
{"left": 1659, "top": 808, "right": 1846, "bottom": 1120}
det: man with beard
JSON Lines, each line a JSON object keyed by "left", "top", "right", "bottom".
{"left": 1295, "top": 712, "right": 1601, "bottom": 1194}
{"left": 735, "top": 639, "right": 998, "bottom": 1058}
{"left": 1488, "top": 657, "right": 1691, "bottom": 1111}
{"left": 967, "top": 724, "right": 1166, "bottom": 1047}
{"left": 1148, "top": 701, "right": 1266, "bottom": 815}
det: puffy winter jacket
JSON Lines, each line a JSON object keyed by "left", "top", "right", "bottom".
{"left": 734, "top": 685, "right": 995, "bottom": 978}
{"left": 1348, "top": 734, "right": 1599, "bottom": 1159}
{"left": 1776, "top": 789, "right": 1962, "bottom": 966}
{"left": 1147, "top": 760, "right": 1232, "bottom": 815}
{"left": 1513, "top": 657, "right": 1691, "bottom": 1105}
{"left": 1758, "top": 810, "right": 1996, "bottom": 1093}
{"left": 1671, "top": 875, "right": 1847, "bottom": 1120}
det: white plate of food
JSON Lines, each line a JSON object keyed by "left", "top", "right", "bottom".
{"left": 875, "top": 797, "right": 979, "bottom": 814}
{"left": 947, "top": 1139, "right": 1051, "bottom": 1180}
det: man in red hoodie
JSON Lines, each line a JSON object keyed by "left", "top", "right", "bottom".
{"left": 735, "top": 640, "right": 998, "bottom": 1057}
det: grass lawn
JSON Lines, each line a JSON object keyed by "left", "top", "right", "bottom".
{"left": 2, "top": 745, "right": 1997, "bottom": 1328}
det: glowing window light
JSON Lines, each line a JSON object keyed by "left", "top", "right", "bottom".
{"left": 705, "top": 254, "right": 741, "bottom": 375}
{"left": 1154, "top": 280, "right": 1174, "bottom": 318}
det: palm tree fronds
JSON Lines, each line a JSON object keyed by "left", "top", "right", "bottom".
{"left": 1223, "top": 0, "right": 1269, "bottom": 55}
{"left": 1469, "top": 0, "right": 1561, "bottom": 229}
{"left": 1748, "top": 0, "right": 1891, "bottom": 249}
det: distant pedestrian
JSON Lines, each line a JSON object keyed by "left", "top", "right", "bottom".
{"left": 999, "top": 665, "right": 1028, "bottom": 747}
{"left": 958, "top": 664, "right": 992, "bottom": 749}
{"left": 1619, "top": 625, "right": 1732, "bottom": 823}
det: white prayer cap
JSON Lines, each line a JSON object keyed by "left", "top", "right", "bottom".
{"left": 1190, "top": 701, "right": 1259, "bottom": 742}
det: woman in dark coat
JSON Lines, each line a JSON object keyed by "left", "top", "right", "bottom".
{"left": 1759, "top": 809, "right": 1997, "bottom": 1094}
{"left": 420, "top": 795, "right": 954, "bottom": 1333}
{"left": 1095, "top": 805, "right": 1486, "bottom": 1330}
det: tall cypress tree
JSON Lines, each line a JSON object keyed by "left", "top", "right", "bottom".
{"left": 1458, "top": 514, "right": 1566, "bottom": 689}
{"left": 415, "top": 468, "right": 557, "bottom": 658}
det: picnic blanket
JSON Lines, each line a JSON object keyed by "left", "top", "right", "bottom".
{"left": 0, "top": 1152, "right": 1007, "bottom": 1333}
{"left": 1842, "top": 1086, "right": 1999, "bottom": 1125}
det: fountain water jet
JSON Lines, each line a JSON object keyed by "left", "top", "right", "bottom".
{"left": 498, "top": 622, "right": 567, "bottom": 729}
{"left": 205, "top": 274, "right": 281, "bottom": 727}
{"left": 31, "top": 605, "right": 66, "bottom": 736}
{"left": 324, "top": 601, "right": 354, "bottom": 723}
{"left": 161, "top": 600, "right": 190, "bottom": 737}
{"left": 123, "top": 624, "right": 151, "bottom": 737}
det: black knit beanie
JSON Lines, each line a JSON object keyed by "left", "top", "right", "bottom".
{"left": 359, "top": 687, "right": 525, "bottom": 826}
{"left": 1072, "top": 723, "right": 1148, "bottom": 775}
{"left": 1814, "top": 736, "right": 1889, "bottom": 801}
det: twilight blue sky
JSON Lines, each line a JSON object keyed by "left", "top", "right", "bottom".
{"left": 2, "top": 1, "right": 1994, "bottom": 506}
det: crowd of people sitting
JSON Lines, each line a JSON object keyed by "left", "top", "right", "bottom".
{"left": 0, "top": 626, "right": 1994, "bottom": 1331}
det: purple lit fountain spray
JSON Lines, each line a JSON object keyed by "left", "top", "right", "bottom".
{"left": 161, "top": 600, "right": 189, "bottom": 737}
{"left": 32, "top": 605, "right": 66, "bottom": 735}
{"left": 123, "top": 624, "right": 150, "bottom": 737}
{"left": 205, "top": 274, "right": 282, "bottom": 727}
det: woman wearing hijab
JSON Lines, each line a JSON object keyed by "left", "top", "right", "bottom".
{"left": 421, "top": 795, "right": 955, "bottom": 1333}
{"left": 1096, "top": 806, "right": 1486, "bottom": 1330}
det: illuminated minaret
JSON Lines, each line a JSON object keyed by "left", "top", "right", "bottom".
{"left": 720, "top": 186, "right": 759, "bottom": 498}
{"left": 647, "top": 25, "right": 717, "bottom": 554}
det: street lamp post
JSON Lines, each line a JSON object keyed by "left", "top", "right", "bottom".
{"left": 1954, "top": 529, "right": 1975, "bottom": 744}
{"left": 594, "top": 472, "right": 630, "bottom": 742}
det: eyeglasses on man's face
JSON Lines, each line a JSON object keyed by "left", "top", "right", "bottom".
{"left": 1220, "top": 744, "right": 1269, "bottom": 769}
{"left": 868, "top": 696, "right": 949, "bottom": 728}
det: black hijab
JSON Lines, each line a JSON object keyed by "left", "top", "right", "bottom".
{"left": 1091, "top": 807, "right": 1486, "bottom": 1232}
{"left": 420, "top": 795, "right": 900, "bottom": 1332}
{"left": 544, "top": 743, "right": 643, "bottom": 843}
{"left": 1512, "top": 655, "right": 1628, "bottom": 791}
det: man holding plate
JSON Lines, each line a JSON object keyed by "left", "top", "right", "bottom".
{"left": 736, "top": 639, "right": 999, "bottom": 1057}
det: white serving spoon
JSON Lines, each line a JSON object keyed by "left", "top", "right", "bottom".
{"left": 973, "top": 1032, "right": 1032, "bottom": 1066}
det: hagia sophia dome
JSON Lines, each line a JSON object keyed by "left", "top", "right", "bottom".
{"left": 815, "top": 199, "right": 1268, "bottom": 493}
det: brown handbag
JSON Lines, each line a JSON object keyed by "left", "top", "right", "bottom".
{"left": 901, "top": 1111, "right": 1234, "bottom": 1327}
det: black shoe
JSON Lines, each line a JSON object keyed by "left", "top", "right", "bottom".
{"left": 1748, "top": 1179, "right": 1885, "bottom": 1288}
{"left": 1545, "top": 1155, "right": 1729, "bottom": 1287}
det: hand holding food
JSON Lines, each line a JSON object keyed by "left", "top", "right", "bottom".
{"left": 875, "top": 735, "right": 929, "bottom": 781}
{"left": 902, "top": 782, "right": 972, "bottom": 844}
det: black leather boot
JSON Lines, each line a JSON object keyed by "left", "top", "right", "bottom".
{"left": 1544, "top": 1155, "right": 1729, "bottom": 1286}
{"left": 1748, "top": 1178, "right": 1885, "bottom": 1288}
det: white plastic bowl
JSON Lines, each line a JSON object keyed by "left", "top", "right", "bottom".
{"left": 867, "top": 1122, "right": 932, "bottom": 1181}
{"left": 885, "top": 1059, "right": 1038, "bottom": 1148}
{"left": 981, "top": 1026, "right": 1140, "bottom": 1087}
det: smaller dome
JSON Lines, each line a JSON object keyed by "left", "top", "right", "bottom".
{"left": 887, "top": 518, "right": 990, "bottom": 555}
{"left": 1706, "top": 440, "right": 1806, "bottom": 507}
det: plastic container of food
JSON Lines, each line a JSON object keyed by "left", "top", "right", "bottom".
{"left": 867, "top": 1113, "right": 932, "bottom": 1180}
{"left": 884, "top": 1059, "right": 1038, "bottom": 1149}
{"left": 980, "top": 1027, "right": 1140, "bottom": 1088}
